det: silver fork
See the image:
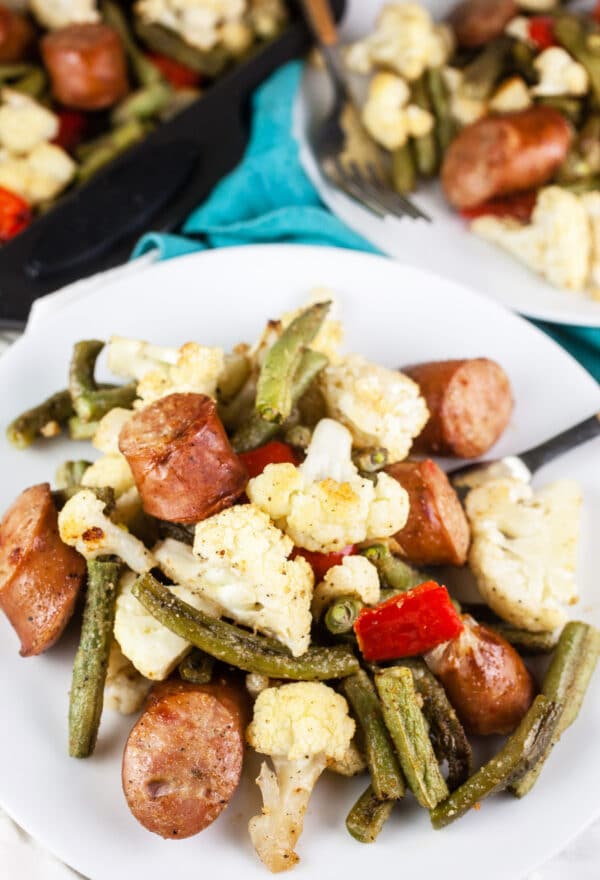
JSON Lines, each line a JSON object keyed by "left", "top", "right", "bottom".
{"left": 299, "top": 0, "right": 430, "bottom": 222}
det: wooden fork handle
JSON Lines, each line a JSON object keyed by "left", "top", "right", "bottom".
{"left": 299, "top": 0, "right": 339, "bottom": 47}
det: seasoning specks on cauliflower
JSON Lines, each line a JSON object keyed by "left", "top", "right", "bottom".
{"left": 321, "top": 355, "right": 428, "bottom": 463}
{"left": 247, "top": 419, "right": 409, "bottom": 552}
{"left": 466, "top": 477, "right": 582, "bottom": 632}
{"left": 312, "top": 555, "right": 380, "bottom": 618}
{"left": 247, "top": 682, "right": 355, "bottom": 872}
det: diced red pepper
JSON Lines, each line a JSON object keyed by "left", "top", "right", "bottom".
{"left": 293, "top": 545, "right": 356, "bottom": 582}
{"left": 460, "top": 190, "right": 538, "bottom": 224}
{"left": 0, "top": 186, "right": 31, "bottom": 243}
{"left": 239, "top": 440, "right": 297, "bottom": 479}
{"left": 52, "top": 110, "right": 88, "bottom": 153}
{"left": 527, "top": 16, "right": 557, "bottom": 50}
{"left": 353, "top": 581, "right": 464, "bottom": 662}
{"left": 146, "top": 53, "right": 202, "bottom": 89}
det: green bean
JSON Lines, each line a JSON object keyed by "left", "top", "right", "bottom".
{"left": 0, "top": 63, "right": 32, "bottom": 82}
{"left": 69, "top": 559, "right": 122, "bottom": 758}
{"left": 69, "top": 340, "right": 137, "bottom": 422}
{"left": 511, "top": 39, "right": 537, "bottom": 83}
{"left": 256, "top": 301, "right": 331, "bottom": 424}
{"left": 101, "top": 0, "right": 163, "bottom": 87}
{"left": 558, "top": 114, "right": 600, "bottom": 181}
{"left": 427, "top": 68, "right": 456, "bottom": 154}
{"left": 111, "top": 81, "right": 173, "bottom": 126}
{"left": 6, "top": 389, "right": 74, "bottom": 449}
{"left": 430, "top": 696, "right": 560, "bottom": 828}
{"left": 563, "top": 174, "right": 600, "bottom": 194}
{"left": 13, "top": 67, "right": 47, "bottom": 99}
{"left": 536, "top": 95, "right": 583, "bottom": 126}
{"left": 77, "top": 120, "right": 147, "bottom": 182}
{"left": 346, "top": 784, "right": 395, "bottom": 843}
{"left": 232, "top": 349, "right": 328, "bottom": 452}
{"left": 555, "top": 15, "right": 600, "bottom": 102}
{"left": 284, "top": 424, "right": 312, "bottom": 450}
{"left": 361, "top": 544, "right": 425, "bottom": 592}
{"left": 489, "top": 623, "right": 559, "bottom": 655}
{"left": 462, "top": 37, "right": 511, "bottom": 100}
{"left": 411, "top": 76, "right": 438, "bottom": 178}
{"left": 340, "top": 670, "right": 405, "bottom": 801}
{"left": 375, "top": 667, "right": 448, "bottom": 809}
{"left": 391, "top": 142, "right": 416, "bottom": 194}
{"left": 510, "top": 622, "right": 600, "bottom": 797}
{"left": 158, "top": 87, "right": 202, "bottom": 121}
{"left": 398, "top": 659, "right": 472, "bottom": 791}
{"left": 134, "top": 20, "right": 230, "bottom": 77}
{"left": 156, "top": 520, "right": 195, "bottom": 545}
{"left": 178, "top": 649, "right": 214, "bottom": 684}
{"left": 217, "top": 351, "right": 252, "bottom": 403}
{"left": 352, "top": 447, "right": 389, "bottom": 475}
{"left": 68, "top": 416, "right": 100, "bottom": 441}
{"left": 132, "top": 573, "right": 359, "bottom": 680}
{"left": 324, "top": 596, "right": 364, "bottom": 635}
{"left": 55, "top": 460, "right": 92, "bottom": 489}
{"left": 53, "top": 485, "right": 115, "bottom": 513}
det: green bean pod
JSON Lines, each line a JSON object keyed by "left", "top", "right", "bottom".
{"left": 77, "top": 120, "right": 147, "bottom": 182}
{"left": 340, "top": 670, "right": 405, "bottom": 802}
{"left": 69, "top": 340, "right": 137, "bottom": 421}
{"left": 55, "top": 460, "right": 92, "bottom": 489}
{"left": 111, "top": 81, "right": 173, "bottom": 126}
{"left": 68, "top": 416, "right": 100, "bottom": 441}
{"left": 53, "top": 485, "right": 115, "bottom": 513}
{"left": 178, "top": 649, "right": 215, "bottom": 684}
{"left": 411, "top": 76, "right": 438, "bottom": 178}
{"left": 69, "top": 559, "right": 122, "bottom": 758}
{"left": 361, "top": 544, "right": 425, "bottom": 592}
{"left": 427, "top": 67, "right": 456, "bottom": 154}
{"left": 352, "top": 447, "right": 389, "bottom": 475}
{"left": 132, "top": 574, "right": 359, "bottom": 680}
{"left": 555, "top": 15, "right": 600, "bottom": 102}
{"left": 346, "top": 784, "right": 396, "bottom": 843}
{"left": 392, "top": 142, "right": 417, "bottom": 194}
{"left": 462, "top": 37, "right": 511, "bottom": 100}
{"left": 101, "top": 0, "right": 163, "bottom": 86}
{"left": 134, "top": 20, "right": 230, "bottom": 76}
{"left": 6, "top": 389, "right": 74, "bottom": 449}
{"left": 324, "top": 595, "right": 364, "bottom": 635}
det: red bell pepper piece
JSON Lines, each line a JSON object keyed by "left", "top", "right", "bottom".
{"left": 52, "top": 110, "right": 87, "bottom": 153}
{"left": 147, "top": 53, "right": 202, "bottom": 89}
{"left": 354, "top": 581, "right": 464, "bottom": 662}
{"left": 239, "top": 440, "right": 297, "bottom": 479}
{"left": 527, "top": 16, "right": 556, "bottom": 50}
{"left": 460, "top": 190, "right": 537, "bottom": 224}
{"left": 0, "top": 186, "right": 31, "bottom": 243}
{"left": 294, "top": 545, "right": 356, "bottom": 582}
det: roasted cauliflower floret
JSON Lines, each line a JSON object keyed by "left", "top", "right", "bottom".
{"left": 135, "top": 0, "right": 246, "bottom": 51}
{"left": 471, "top": 186, "right": 591, "bottom": 291}
{"left": 246, "top": 682, "right": 355, "bottom": 872}
{"left": 532, "top": 47, "right": 588, "bottom": 97}
{"left": 489, "top": 76, "right": 532, "bottom": 113}
{"left": 321, "top": 355, "right": 428, "bottom": 462}
{"left": 247, "top": 419, "right": 410, "bottom": 552}
{"left": 582, "top": 192, "right": 600, "bottom": 297}
{"left": 92, "top": 408, "right": 134, "bottom": 454}
{"left": 442, "top": 67, "right": 488, "bottom": 126}
{"left": 466, "top": 477, "right": 582, "bottom": 632}
{"left": 312, "top": 555, "right": 380, "bottom": 618}
{"left": 81, "top": 454, "right": 135, "bottom": 497}
{"left": 104, "top": 640, "right": 152, "bottom": 714}
{"left": 362, "top": 72, "right": 434, "bottom": 151}
{"left": 248, "top": 0, "right": 287, "bottom": 38}
{"left": 153, "top": 504, "right": 314, "bottom": 656}
{"left": 29, "top": 0, "right": 100, "bottom": 29}
{"left": 58, "top": 490, "right": 155, "bottom": 573}
{"left": 0, "top": 89, "right": 58, "bottom": 155}
{"left": 0, "top": 142, "right": 76, "bottom": 206}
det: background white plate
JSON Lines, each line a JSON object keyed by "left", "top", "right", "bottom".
{"left": 295, "top": 0, "right": 600, "bottom": 327}
{"left": 0, "top": 245, "right": 598, "bottom": 880}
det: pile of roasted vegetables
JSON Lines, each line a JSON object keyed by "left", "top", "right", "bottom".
{"left": 0, "top": 0, "right": 287, "bottom": 243}
{"left": 344, "top": 1, "right": 600, "bottom": 299}
{"left": 0, "top": 297, "right": 598, "bottom": 871}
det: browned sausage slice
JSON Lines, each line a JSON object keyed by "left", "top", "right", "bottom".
{"left": 448, "top": 0, "right": 517, "bottom": 49}
{"left": 0, "top": 483, "right": 86, "bottom": 656}
{"left": 386, "top": 460, "right": 470, "bottom": 566}
{"left": 122, "top": 678, "right": 247, "bottom": 839}
{"left": 0, "top": 4, "right": 34, "bottom": 63}
{"left": 404, "top": 358, "right": 513, "bottom": 458}
{"left": 41, "top": 23, "right": 129, "bottom": 111}
{"left": 119, "top": 393, "right": 247, "bottom": 524}
{"left": 441, "top": 107, "right": 572, "bottom": 210}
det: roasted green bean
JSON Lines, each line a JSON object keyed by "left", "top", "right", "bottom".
{"left": 346, "top": 784, "right": 396, "bottom": 843}
{"left": 178, "top": 649, "right": 215, "bottom": 684}
{"left": 7, "top": 389, "right": 74, "bottom": 449}
{"left": 53, "top": 485, "right": 115, "bottom": 513}
{"left": 112, "top": 81, "right": 173, "bottom": 126}
{"left": 361, "top": 544, "right": 425, "bottom": 592}
{"left": 284, "top": 424, "right": 312, "bottom": 450}
{"left": 462, "top": 37, "right": 511, "bottom": 100}
{"left": 69, "top": 340, "right": 136, "bottom": 422}
{"left": 55, "top": 460, "right": 92, "bottom": 489}
{"left": 134, "top": 20, "right": 230, "bottom": 76}
{"left": 77, "top": 121, "right": 147, "bottom": 182}
{"left": 352, "top": 447, "right": 389, "bottom": 475}
{"left": 427, "top": 68, "right": 456, "bottom": 154}
{"left": 68, "top": 416, "right": 100, "bottom": 441}
{"left": 536, "top": 95, "right": 583, "bottom": 127}
{"left": 101, "top": 0, "right": 163, "bottom": 87}
{"left": 392, "top": 142, "right": 416, "bottom": 194}
{"left": 411, "top": 75, "right": 438, "bottom": 178}
{"left": 555, "top": 15, "right": 600, "bottom": 102}
{"left": 324, "top": 596, "right": 364, "bottom": 635}
{"left": 69, "top": 559, "right": 122, "bottom": 758}
{"left": 13, "top": 67, "right": 46, "bottom": 99}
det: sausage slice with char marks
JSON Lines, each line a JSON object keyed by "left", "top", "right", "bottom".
{"left": 119, "top": 392, "right": 247, "bottom": 524}
{"left": 0, "top": 483, "right": 86, "bottom": 656}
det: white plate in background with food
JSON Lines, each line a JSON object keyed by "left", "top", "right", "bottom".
{"left": 0, "top": 245, "right": 598, "bottom": 880}
{"left": 295, "top": 0, "right": 600, "bottom": 327}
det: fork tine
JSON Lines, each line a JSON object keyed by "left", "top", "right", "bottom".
{"left": 365, "top": 163, "right": 431, "bottom": 222}
{"left": 352, "top": 161, "right": 411, "bottom": 220}
{"left": 331, "top": 157, "right": 387, "bottom": 218}
{"left": 346, "top": 161, "right": 402, "bottom": 219}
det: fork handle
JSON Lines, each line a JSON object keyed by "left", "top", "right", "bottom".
{"left": 299, "top": 0, "right": 339, "bottom": 46}
{"left": 519, "top": 411, "right": 600, "bottom": 474}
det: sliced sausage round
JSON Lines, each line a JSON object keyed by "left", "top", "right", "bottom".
{"left": 122, "top": 678, "right": 247, "bottom": 839}
{"left": 441, "top": 107, "right": 572, "bottom": 209}
{"left": 119, "top": 392, "right": 247, "bottom": 524}
{"left": 386, "top": 459, "right": 470, "bottom": 566}
{"left": 0, "top": 4, "right": 34, "bottom": 63}
{"left": 403, "top": 358, "right": 513, "bottom": 458}
{"left": 448, "top": 0, "right": 517, "bottom": 49}
{"left": 0, "top": 483, "right": 86, "bottom": 656}
{"left": 41, "top": 23, "right": 129, "bottom": 111}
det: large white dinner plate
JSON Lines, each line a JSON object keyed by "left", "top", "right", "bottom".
{"left": 0, "top": 245, "right": 599, "bottom": 880}
{"left": 295, "top": 0, "right": 600, "bottom": 327}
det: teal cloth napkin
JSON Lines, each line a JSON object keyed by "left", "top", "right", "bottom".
{"left": 133, "top": 61, "right": 600, "bottom": 383}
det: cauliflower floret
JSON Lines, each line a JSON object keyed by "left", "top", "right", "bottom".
{"left": 92, "top": 407, "right": 133, "bottom": 454}
{"left": 135, "top": 0, "right": 246, "bottom": 51}
{"left": 321, "top": 354, "right": 428, "bottom": 462}
{"left": 504, "top": 15, "right": 533, "bottom": 44}
{"left": 247, "top": 419, "right": 409, "bottom": 552}
{"left": 0, "top": 89, "right": 58, "bottom": 155}
{"left": 30, "top": 0, "right": 99, "bottom": 29}
{"left": 112, "top": 486, "right": 144, "bottom": 528}
{"left": 516, "top": 0, "right": 558, "bottom": 10}
{"left": 346, "top": 3, "right": 453, "bottom": 80}
{"left": 58, "top": 490, "right": 155, "bottom": 573}
{"left": 0, "top": 142, "right": 76, "bottom": 206}
{"left": 442, "top": 67, "right": 487, "bottom": 126}
{"left": 471, "top": 186, "right": 591, "bottom": 291}
{"left": 582, "top": 192, "right": 600, "bottom": 297}
{"left": 489, "top": 76, "right": 532, "bottom": 113}
{"left": 247, "top": 682, "right": 355, "bottom": 871}
{"left": 466, "top": 477, "right": 582, "bottom": 631}
{"left": 154, "top": 504, "right": 314, "bottom": 656}
{"left": 248, "top": 0, "right": 287, "bottom": 38}
{"left": 532, "top": 47, "right": 588, "bottom": 97}
{"left": 104, "top": 640, "right": 152, "bottom": 714}
{"left": 328, "top": 737, "right": 368, "bottom": 777}
{"left": 362, "top": 72, "right": 434, "bottom": 151}
{"left": 81, "top": 454, "right": 135, "bottom": 497}
{"left": 312, "top": 555, "right": 380, "bottom": 618}
{"left": 107, "top": 336, "right": 224, "bottom": 406}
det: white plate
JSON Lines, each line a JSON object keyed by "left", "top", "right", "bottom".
{"left": 0, "top": 245, "right": 599, "bottom": 880}
{"left": 295, "top": 0, "right": 600, "bottom": 327}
